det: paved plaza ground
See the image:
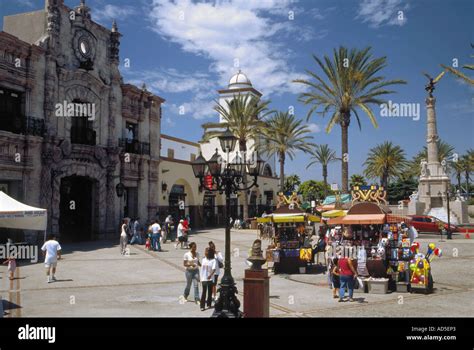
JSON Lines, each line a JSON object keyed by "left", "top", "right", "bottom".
{"left": 1, "top": 228, "right": 473, "bottom": 317}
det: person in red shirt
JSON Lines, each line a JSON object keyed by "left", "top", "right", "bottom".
{"left": 337, "top": 247, "right": 358, "bottom": 302}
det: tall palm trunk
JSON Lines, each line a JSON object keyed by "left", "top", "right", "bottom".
{"left": 341, "top": 114, "right": 350, "bottom": 193}
{"left": 240, "top": 140, "right": 249, "bottom": 221}
{"left": 279, "top": 152, "right": 285, "bottom": 192}
{"left": 457, "top": 171, "right": 462, "bottom": 192}
{"left": 322, "top": 165, "right": 328, "bottom": 197}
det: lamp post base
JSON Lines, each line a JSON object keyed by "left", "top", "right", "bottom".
{"left": 211, "top": 275, "right": 243, "bottom": 318}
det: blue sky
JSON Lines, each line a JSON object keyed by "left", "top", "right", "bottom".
{"left": 1, "top": 0, "right": 473, "bottom": 185}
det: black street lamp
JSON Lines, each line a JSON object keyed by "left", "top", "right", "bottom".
{"left": 191, "top": 131, "right": 264, "bottom": 318}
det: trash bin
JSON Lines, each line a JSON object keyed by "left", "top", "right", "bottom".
{"left": 251, "top": 219, "right": 257, "bottom": 229}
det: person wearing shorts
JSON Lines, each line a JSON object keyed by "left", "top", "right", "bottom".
{"left": 41, "top": 234, "right": 62, "bottom": 283}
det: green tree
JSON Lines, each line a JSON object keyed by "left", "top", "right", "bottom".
{"left": 363, "top": 141, "right": 408, "bottom": 188}
{"left": 294, "top": 46, "right": 406, "bottom": 192}
{"left": 349, "top": 174, "right": 367, "bottom": 188}
{"left": 259, "top": 112, "right": 314, "bottom": 191}
{"left": 299, "top": 180, "right": 331, "bottom": 202}
{"left": 283, "top": 174, "right": 301, "bottom": 193}
{"left": 202, "top": 94, "right": 273, "bottom": 220}
{"left": 306, "top": 144, "right": 339, "bottom": 197}
{"left": 387, "top": 177, "right": 419, "bottom": 204}
{"left": 407, "top": 140, "right": 455, "bottom": 179}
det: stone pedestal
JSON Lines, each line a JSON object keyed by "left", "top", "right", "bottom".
{"left": 243, "top": 269, "right": 269, "bottom": 318}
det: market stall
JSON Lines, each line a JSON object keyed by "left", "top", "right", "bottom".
{"left": 257, "top": 192, "right": 320, "bottom": 274}
{"left": 0, "top": 191, "right": 47, "bottom": 242}
{"left": 324, "top": 186, "right": 441, "bottom": 294}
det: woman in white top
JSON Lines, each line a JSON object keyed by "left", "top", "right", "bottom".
{"left": 200, "top": 247, "right": 216, "bottom": 311}
{"left": 175, "top": 220, "right": 187, "bottom": 250}
{"left": 120, "top": 219, "right": 128, "bottom": 255}
{"left": 208, "top": 241, "right": 223, "bottom": 301}
{"left": 183, "top": 242, "right": 200, "bottom": 303}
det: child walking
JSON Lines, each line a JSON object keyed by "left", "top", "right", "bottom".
{"left": 3, "top": 255, "right": 16, "bottom": 280}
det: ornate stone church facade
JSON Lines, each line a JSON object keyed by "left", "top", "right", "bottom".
{"left": 0, "top": 0, "right": 163, "bottom": 241}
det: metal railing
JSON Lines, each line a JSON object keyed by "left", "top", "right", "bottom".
{"left": 0, "top": 115, "right": 46, "bottom": 137}
{"left": 118, "top": 138, "right": 150, "bottom": 155}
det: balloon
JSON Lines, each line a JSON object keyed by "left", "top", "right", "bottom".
{"left": 429, "top": 243, "right": 436, "bottom": 250}
{"left": 417, "top": 260, "right": 424, "bottom": 269}
{"left": 420, "top": 275, "right": 425, "bottom": 281}
{"left": 410, "top": 263, "right": 416, "bottom": 271}
{"left": 427, "top": 248, "right": 433, "bottom": 256}
{"left": 435, "top": 248, "right": 442, "bottom": 257}
{"left": 412, "top": 277, "right": 419, "bottom": 284}
{"left": 410, "top": 259, "right": 416, "bottom": 265}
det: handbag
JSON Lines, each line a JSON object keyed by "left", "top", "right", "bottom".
{"left": 218, "top": 260, "right": 224, "bottom": 269}
{"left": 353, "top": 276, "right": 360, "bottom": 289}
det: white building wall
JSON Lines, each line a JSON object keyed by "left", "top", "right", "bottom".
{"left": 160, "top": 136, "right": 200, "bottom": 162}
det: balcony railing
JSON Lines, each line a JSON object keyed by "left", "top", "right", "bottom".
{"left": 119, "top": 138, "right": 150, "bottom": 155}
{"left": 0, "top": 115, "right": 46, "bottom": 137}
{"left": 71, "top": 126, "right": 96, "bottom": 146}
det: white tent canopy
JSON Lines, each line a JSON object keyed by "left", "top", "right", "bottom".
{"left": 0, "top": 191, "right": 47, "bottom": 231}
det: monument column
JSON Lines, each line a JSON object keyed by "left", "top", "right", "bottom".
{"left": 426, "top": 97, "right": 439, "bottom": 165}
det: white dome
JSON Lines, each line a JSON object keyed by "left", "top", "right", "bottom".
{"left": 228, "top": 70, "right": 252, "bottom": 89}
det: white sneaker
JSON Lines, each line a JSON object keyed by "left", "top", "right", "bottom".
{"left": 52, "top": 276, "right": 57, "bottom": 281}
{"left": 47, "top": 277, "right": 52, "bottom": 283}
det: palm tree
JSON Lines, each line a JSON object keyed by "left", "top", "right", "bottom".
{"left": 294, "top": 46, "right": 406, "bottom": 192}
{"left": 306, "top": 144, "right": 338, "bottom": 197}
{"left": 408, "top": 140, "right": 455, "bottom": 179}
{"left": 462, "top": 150, "right": 473, "bottom": 199}
{"left": 284, "top": 174, "right": 301, "bottom": 193}
{"left": 349, "top": 174, "right": 367, "bottom": 188}
{"left": 441, "top": 44, "right": 474, "bottom": 86}
{"left": 201, "top": 94, "right": 273, "bottom": 220}
{"left": 259, "top": 112, "right": 315, "bottom": 191}
{"left": 363, "top": 141, "right": 408, "bottom": 188}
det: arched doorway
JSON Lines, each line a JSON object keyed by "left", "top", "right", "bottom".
{"left": 59, "top": 176, "right": 96, "bottom": 242}
{"left": 169, "top": 184, "right": 186, "bottom": 222}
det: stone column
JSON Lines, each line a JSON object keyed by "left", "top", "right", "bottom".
{"left": 426, "top": 97, "right": 440, "bottom": 166}
{"left": 243, "top": 269, "right": 270, "bottom": 318}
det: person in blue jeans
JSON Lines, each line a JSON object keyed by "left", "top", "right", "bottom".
{"left": 183, "top": 242, "right": 200, "bottom": 303}
{"left": 150, "top": 220, "right": 162, "bottom": 251}
{"left": 338, "top": 255, "right": 358, "bottom": 302}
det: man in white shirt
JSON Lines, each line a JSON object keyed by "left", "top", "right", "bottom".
{"left": 150, "top": 220, "right": 162, "bottom": 251}
{"left": 41, "top": 234, "right": 62, "bottom": 283}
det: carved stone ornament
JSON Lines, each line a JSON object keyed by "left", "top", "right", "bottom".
{"left": 60, "top": 139, "right": 71, "bottom": 157}
{"left": 73, "top": 29, "right": 96, "bottom": 64}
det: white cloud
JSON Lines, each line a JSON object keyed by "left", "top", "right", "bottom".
{"left": 124, "top": 68, "right": 217, "bottom": 119}
{"left": 307, "top": 123, "right": 321, "bottom": 133}
{"left": 356, "top": 0, "right": 409, "bottom": 28}
{"left": 147, "top": 0, "right": 310, "bottom": 98}
{"left": 17, "top": 0, "right": 34, "bottom": 7}
{"left": 92, "top": 4, "right": 137, "bottom": 23}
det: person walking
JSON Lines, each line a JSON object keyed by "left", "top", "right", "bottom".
{"left": 163, "top": 215, "right": 173, "bottom": 243}
{"left": 41, "top": 234, "right": 62, "bottom": 283}
{"left": 208, "top": 241, "right": 223, "bottom": 302}
{"left": 199, "top": 247, "right": 216, "bottom": 311}
{"left": 2, "top": 255, "right": 16, "bottom": 280}
{"left": 337, "top": 248, "right": 358, "bottom": 302}
{"left": 175, "top": 219, "right": 187, "bottom": 250}
{"left": 120, "top": 219, "right": 128, "bottom": 255}
{"left": 130, "top": 217, "right": 141, "bottom": 245}
{"left": 331, "top": 257, "right": 340, "bottom": 299}
{"left": 183, "top": 242, "right": 200, "bottom": 304}
{"left": 150, "top": 220, "right": 162, "bottom": 252}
